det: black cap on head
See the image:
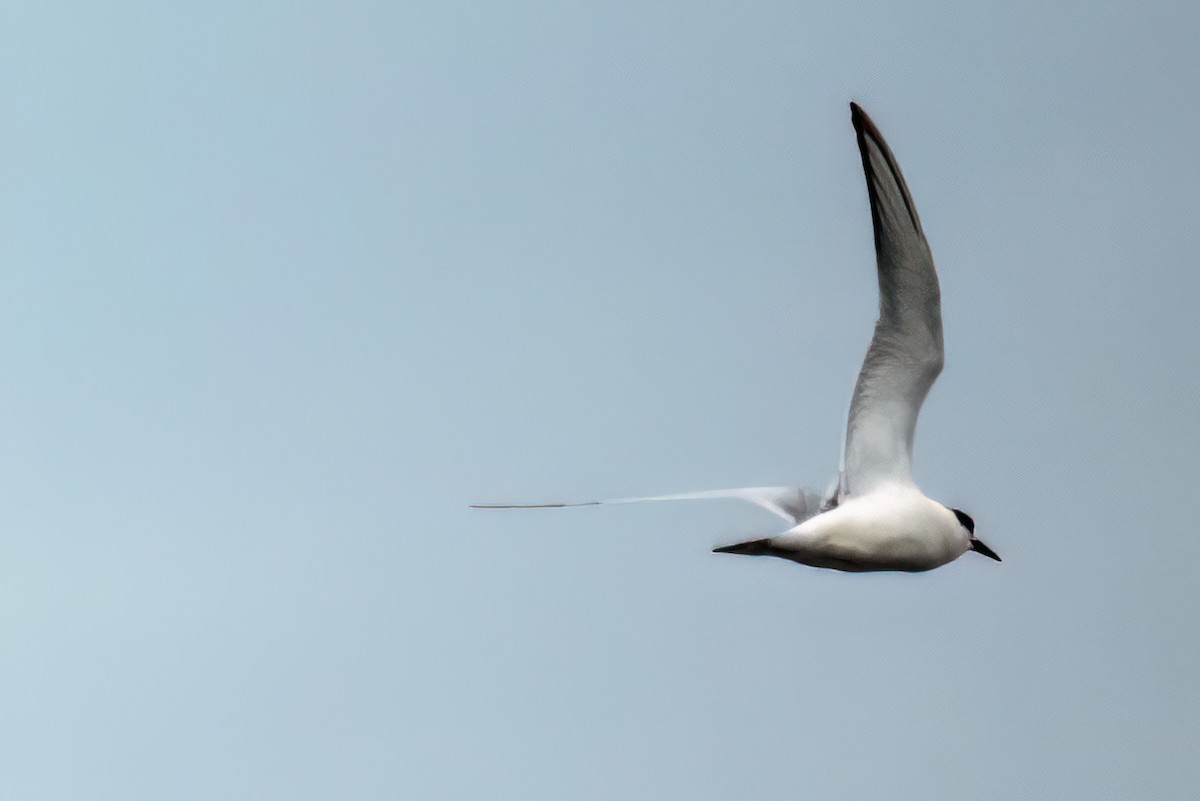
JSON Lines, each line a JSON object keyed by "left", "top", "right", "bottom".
{"left": 950, "top": 507, "right": 999, "bottom": 561}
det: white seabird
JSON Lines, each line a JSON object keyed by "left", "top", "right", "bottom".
{"left": 473, "top": 102, "right": 1000, "bottom": 572}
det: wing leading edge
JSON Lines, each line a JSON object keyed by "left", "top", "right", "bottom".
{"left": 841, "top": 103, "right": 944, "bottom": 496}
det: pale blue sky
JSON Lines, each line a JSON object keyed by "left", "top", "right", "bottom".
{"left": 0, "top": 1, "right": 1197, "bottom": 799}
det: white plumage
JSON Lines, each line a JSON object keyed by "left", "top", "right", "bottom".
{"left": 473, "top": 102, "right": 1000, "bottom": 572}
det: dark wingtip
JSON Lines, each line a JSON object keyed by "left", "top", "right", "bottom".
{"left": 849, "top": 102, "right": 889, "bottom": 157}
{"left": 848, "top": 99, "right": 925, "bottom": 241}
{"left": 849, "top": 101, "right": 874, "bottom": 135}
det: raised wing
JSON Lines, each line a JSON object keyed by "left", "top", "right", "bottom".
{"left": 471, "top": 486, "right": 824, "bottom": 525}
{"left": 841, "top": 103, "right": 944, "bottom": 496}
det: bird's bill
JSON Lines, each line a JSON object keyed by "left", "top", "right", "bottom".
{"left": 969, "top": 538, "right": 1001, "bottom": 562}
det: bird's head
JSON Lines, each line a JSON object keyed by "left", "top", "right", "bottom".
{"left": 952, "top": 508, "right": 1001, "bottom": 562}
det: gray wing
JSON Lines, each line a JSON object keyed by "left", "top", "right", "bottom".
{"left": 840, "top": 103, "right": 944, "bottom": 496}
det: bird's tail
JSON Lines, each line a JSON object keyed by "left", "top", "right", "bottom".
{"left": 471, "top": 486, "right": 821, "bottom": 525}
{"left": 712, "top": 538, "right": 773, "bottom": 556}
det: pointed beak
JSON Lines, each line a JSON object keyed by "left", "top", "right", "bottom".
{"left": 970, "top": 538, "right": 1001, "bottom": 562}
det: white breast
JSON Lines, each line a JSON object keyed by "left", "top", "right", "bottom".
{"left": 773, "top": 483, "right": 969, "bottom": 572}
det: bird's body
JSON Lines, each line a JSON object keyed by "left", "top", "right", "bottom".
{"left": 473, "top": 102, "right": 1000, "bottom": 573}
{"left": 716, "top": 482, "right": 970, "bottom": 572}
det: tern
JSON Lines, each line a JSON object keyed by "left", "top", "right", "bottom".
{"left": 473, "top": 102, "right": 1000, "bottom": 572}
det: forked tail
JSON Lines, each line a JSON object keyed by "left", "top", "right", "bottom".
{"left": 471, "top": 486, "right": 823, "bottom": 525}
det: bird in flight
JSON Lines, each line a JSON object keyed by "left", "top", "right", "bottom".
{"left": 473, "top": 102, "right": 1000, "bottom": 572}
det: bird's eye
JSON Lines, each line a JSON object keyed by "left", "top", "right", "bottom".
{"left": 951, "top": 508, "right": 975, "bottom": 534}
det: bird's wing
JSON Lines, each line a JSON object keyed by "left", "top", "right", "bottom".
{"left": 840, "top": 103, "right": 944, "bottom": 496}
{"left": 471, "top": 486, "right": 824, "bottom": 525}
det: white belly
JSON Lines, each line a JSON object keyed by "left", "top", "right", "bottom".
{"left": 770, "top": 484, "right": 970, "bottom": 572}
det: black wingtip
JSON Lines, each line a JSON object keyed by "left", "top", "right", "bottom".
{"left": 849, "top": 101, "right": 872, "bottom": 133}
{"left": 848, "top": 99, "right": 925, "bottom": 241}
{"left": 849, "top": 102, "right": 890, "bottom": 155}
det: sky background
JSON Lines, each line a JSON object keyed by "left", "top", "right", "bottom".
{"left": 1, "top": 1, "right": 1197, "bottom": 799}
